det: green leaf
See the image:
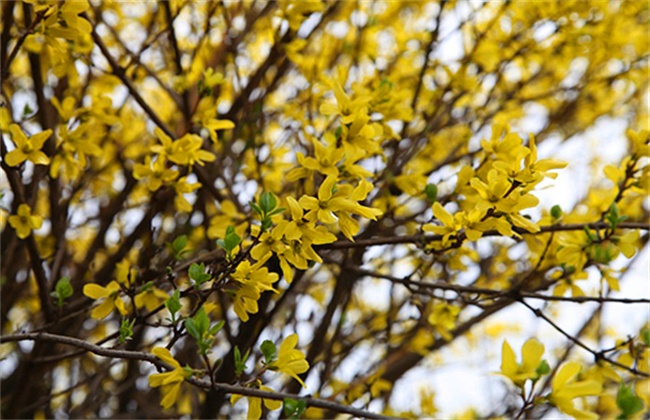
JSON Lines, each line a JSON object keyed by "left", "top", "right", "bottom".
{"left": 260, "top": 340, "right": 277, "bottom": 364}
{"left": 261, "top": 216, "right": 273, "bottom": 231}
{"left": 617, "top": 383, "right": 644, "bottom": 418}
{"left": 118, "top": 318, "right": 136, "bottom": 344}
{"left": 224, "top": 230, "right": 241, "bottom": 251}
{"left": 22, "top": 103, "right": 34, "bottom": 117}
{"left": 188, "top": 263, "right": 211, "bottom": 287}
{"left": 583, "top": 226, "right": 598, "bottom": 243}
{"left": 425, "top": 184, "right": 438, "bottom": 202}
{"left": 209, "top": 320, "right": 225, "bottom": 336}
{"left": 267, "top": 207, "right": 286, "bottom": 217}
{"left": 536, "top": 360, "right": 551, "bottom": 376}
{"left": 334, "top": 126, "right": 343, "bottom": 140}
{"left": 550, "top": 205, "right": 562, "bottom": 220}
{"left": 283, "top": 398, "right": 307, "bottom": 419}
{"left": 234, "top": 346, "right": 249, "bottom": 376}
{"left": 52, "top": 277, "right": 73, "bottom": 307}
{"left": 193, "top": 307, "right": 209, "bottom": 337}
{"left": 172, "top": 235, "right": 188, "bottom": 252}
{"left": 165, "top": 289, "right": 182, "bottom": 317}
{"left": 249, "top": 201, "right": 262, "bottom": 216}
{"left": 259, "top": 192, "right": 277, "bottom": 214}
{"left": 185, "top": 318, "right": 200, "bottom": 340}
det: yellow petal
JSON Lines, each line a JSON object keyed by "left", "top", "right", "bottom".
{"left": 152, "top": 347, "right": 182, "bottom": 369}
{"left": 5, "top": 150, "right": 26, "bottom": 167}
{"left": 247, "top": 396, "right": 262, "bottom": 420}
{"left": 552, "top": 362, "right": 581, "bottom": 391}
{"left": 83, "top": 283, "right": 109, "bottom": 299}
{"left": 90, "top": 299, "right": 114, "bottom": 319}
{"left": 521, "top": 338, "right": 544, "bottom": 372}
{"left": 500, "top": 340, "right": 517, "bottom": 378}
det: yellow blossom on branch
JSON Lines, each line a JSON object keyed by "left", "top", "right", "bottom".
{"left": 230, "top": 383, "right": 282, "bottom": 420}
{"left": 549, "top": 362, "right": 602, "bottom": 420}
{"left": 268, "top": 334, "right": 309, "bottom": 387}
{"left": 5, "top": 124, "right": 52, "bottom": 167}
{"left": 8, "top": 204, "right": 43, "bottom": 239}
{"left": 149, "top": 347, "right": 192, "bottom": 409}
{"left": 500, "top": 338, "right": 546, "bottom": 387}
{"left": 83, "top": 281, "right": 129, "bottom": 320}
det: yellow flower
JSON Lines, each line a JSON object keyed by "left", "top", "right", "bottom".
{"left": 299, "top": 136, "right": 345, "bottom": 177}
{"left": 150, "top": 128, "right": 181, "bottom": 161}
{"left": 133, "top": 156, "right": 178, "bottom": 191}
{"left": 299, "top": 176, "right": 381, "bottom": 240}
{"left": 281, "top": 196, "right": 337, "bottom": 244}
{"left": 269, "top": 334, "right": 309, "bottom": 387}
{"left": 523, "top": 134, "right": 567, "bottom": 181}
{"left": 149, "top": 347, "right": 192, "bottom": 409}
{"left": 423, "top": 202, "right": 462, "bottom": 246}
{"left": 319, "top": 78, "right": 369, "bottom": 124}
{"left": 5, "top": 124, "right": 52, "bottom": 166}
{"left": 500, "top": 338, "right": 545, "bottom": 386}
{"left": 193, "top": 98, "right": 235, "bottom": 143}
{"left": 83, "top": 281, "right": 129, "bottom": 319}
{"left": 175, "top": 134, "right": 216, "bottom": 166}
{"left": 471, "top": 170, "right": 539, "bottom": 214}
{"left": 427, "top": 303, "right": 460, "bottom": 341}
{"left": 150, "top": 129, "right": 216, "bottom": 166}
{"left": 135, "top": 285, "right": 169, "bottom": 312}
{"left": 231, "top": 261, "right": 278, "bottom": 322}
{"left": 612, "top": 229, "right": 640, "bottom": 259}
{"left": 549, "top": 362, "right": 602, "bottom": 419}
{"left": 8, "top": 204, "right": 43, "bottom": 239}
{"left": 251, "top": 225, "right": 288, "bottom": 262}
{"left": 203, "top": 119, "right": 235, "bottom": 143}
{"left": 174, "top": 176, "right": 201, "bottom": 213}
{"left": 231, "top": 384, "right": 282, "bottom": 420}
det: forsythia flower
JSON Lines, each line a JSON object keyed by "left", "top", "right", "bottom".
{"left": 174, "top": 176, "right": 201, "bottom": 212}
{"left": 83, "top": 281, "right": 129, "bottom": 319}
{"left": 269, "top": 334, "right": 309, "bottom": 387}
{"left": 8, "top": 204, "right": 43, "bottom": 239}
{"left": 5, "top": 124, "right": 52, "bottom": 166}
{"left": 231, "top": 261, "right": 279, "bottom": 322}
{"left": 133, "top": 156, "right": 178, "bottom": 191}
{"left": 424, "top": 202, "right": 463, "bottom": 245}
{"left": 549, "top": 362, "right": 602, "bottom": 419}
{"left": 149, "top": 347, "right": 192, "bottom": 409}
{"left": 427, "top": 303, "right": 460, "bottom": 341}
{"left": 135, "top": 284, "right": 169, "bottom": 312}
{"left": 230, "top": 384, "right": 282, "bottom": 420}
{"left": 300, "top": 176, "right": 381, "bottom": 240}
{"left": 500, "top": 338, "right": 545, "bottom": 386}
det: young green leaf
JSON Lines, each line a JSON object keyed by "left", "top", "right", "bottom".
{"left": 259, "top": 192, "right": 277, "bottom": 213}
{"left": 188, "top": 263, "right": 211, "bottom": 287}
{"left": 260, "top": 339, "right": 277, "bottom": 364}
{"left": 425, "top": 183, "right": 438, "bottom": 202}
{"left": 118, "top": 318, "right": 136, "bottom": 344}
{"left": 616, "top": 383, "right": 644, "bottom": 418}
{"left": 165, "top": 289, "right": 182, "bottom": 320}
{"left": 283, "top": 398, "right": 307, "bottom": 419}
{"left": 51, "top": 277, "right": 73, "bottom": 308}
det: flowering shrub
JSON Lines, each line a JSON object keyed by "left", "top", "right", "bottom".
{"left": 1, "top": 1, "right": 648, "bottom": 418}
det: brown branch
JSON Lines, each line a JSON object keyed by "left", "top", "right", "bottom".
{"left": 517, "top": 299, "right": 649, "bottom": 377}
{"left": 1, "top": 6, "right": 47, "bottom": 80}
{"left": 347, "top": 266, "right": 650, "bottom": 304}
{"left": 0, "top": 332, "right": 391, "bottom": 419}
{"left": 319, "top": 221, "right": 650, "bottom": 250}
